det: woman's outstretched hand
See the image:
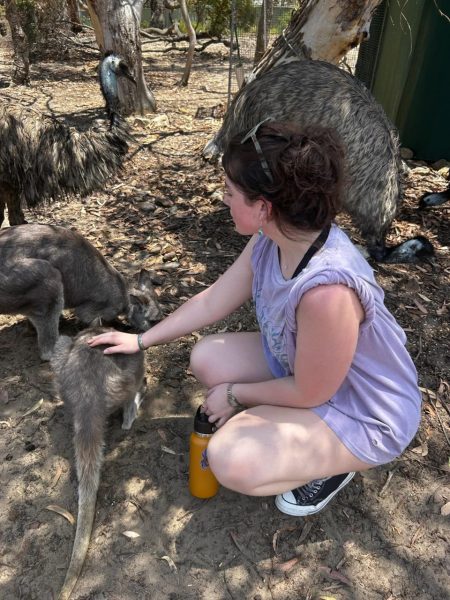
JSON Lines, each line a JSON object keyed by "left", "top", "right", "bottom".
{"left": 87, "top": 330, "right": 141, "bottom": 354}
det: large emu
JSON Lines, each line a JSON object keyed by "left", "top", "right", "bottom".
{"left": 0, "top": 53, "right": 135, "bottom": 227}
{"left": 204, "top": 60, "right": 433, "bottom": 263}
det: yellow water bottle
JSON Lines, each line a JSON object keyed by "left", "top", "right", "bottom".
{"left": 189, "top": 407, "right": 219, "bottom": 498}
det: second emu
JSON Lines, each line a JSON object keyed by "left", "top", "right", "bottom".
{"left": 204, "top": 60, "right": 434, "bottom": 263}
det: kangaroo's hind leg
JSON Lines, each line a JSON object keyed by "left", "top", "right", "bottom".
{"left": 122, "top": 378, "right": 147, "bottom": 430}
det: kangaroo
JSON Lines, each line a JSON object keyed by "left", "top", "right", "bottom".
{"left": 0, "top": 223, "right": 162, "bottom": 360}
{"left": 51, "top": 326, "right": 147, "bottom": 600}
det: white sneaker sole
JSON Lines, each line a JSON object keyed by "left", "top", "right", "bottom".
{"left": 275, "top": 472, "right": 356, "bottom": 516}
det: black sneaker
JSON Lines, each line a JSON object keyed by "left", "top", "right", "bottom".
{"left": 275, "top": 472, "right": 355, "bottom": 516}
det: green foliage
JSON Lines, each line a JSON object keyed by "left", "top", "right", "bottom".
{"left": 189, "top": 0, "right": 256, "bottom": 38}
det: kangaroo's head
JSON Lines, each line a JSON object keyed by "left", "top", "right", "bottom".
{"left": 127, "top": 269, "right": 163, "bottom": 332}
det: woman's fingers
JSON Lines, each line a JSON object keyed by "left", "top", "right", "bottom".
{"left": 87, "top": 332, "right": 138, "bottom": 354}
{"left": 87, "top": 332, "right": 116, "bottom": 346}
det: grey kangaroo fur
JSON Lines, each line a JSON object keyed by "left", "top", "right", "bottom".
{"left": 0, "top": 223, "right": 162, "bottom": 360}
{"left": 204, "top": 60, "right": 433, "bottom": 262}
{"left": 51, "top": 326, "right": 146, "bottom": 600}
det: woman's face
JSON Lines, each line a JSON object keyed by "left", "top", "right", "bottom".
{"left": 223, "top": 176, "right": 263, "bottom": 235}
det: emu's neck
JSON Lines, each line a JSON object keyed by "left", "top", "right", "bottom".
{"left": 99, "top": 58, "right": 119, "bottom": 110}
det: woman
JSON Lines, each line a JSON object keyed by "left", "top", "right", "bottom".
{"left": 88, "top": 120, "right": 421, "bottom": 516}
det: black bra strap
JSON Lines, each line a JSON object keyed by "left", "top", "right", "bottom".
{"left": 290, "top": 223, "right": 331, "bottom": 279}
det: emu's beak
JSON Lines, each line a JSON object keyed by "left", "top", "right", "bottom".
{"left": 119, "top": 62, "right": 137, "bottom": 85}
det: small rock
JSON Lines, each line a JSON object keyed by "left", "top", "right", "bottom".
{"left": 400, "top": 147, "right": 414, "bottom": 159}
{"left": 139, "top": 201, "right": 156, "bottom": 213}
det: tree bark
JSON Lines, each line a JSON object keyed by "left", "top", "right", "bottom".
{"left": 87, "top": 0, "right": 156, "bottom": 115}
{"left": 250, "top": 0, "right": 383, "bottom": 81}
{"left": 4, "top": 0, "right": 30, "bottom": 85}
{"left": 67, "top": 0, "right": 83, "bottom": 33}
{"left": 253, "top": 0, "right": 274, "bottom": 66}
{"left": 179, "top": 0, "right": 196, "bottom": 86}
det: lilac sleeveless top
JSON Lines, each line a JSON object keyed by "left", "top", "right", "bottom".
{"left": 251, "top": 224, "right": 421, "bottom": 465}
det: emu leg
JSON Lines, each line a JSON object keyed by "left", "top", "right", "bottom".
{"left": 0, "top": 182, "right": 26, "bottom": 226}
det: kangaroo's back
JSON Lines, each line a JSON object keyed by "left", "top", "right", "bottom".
{"left": 0, "top": 223, "right": 126, "bottom": 308}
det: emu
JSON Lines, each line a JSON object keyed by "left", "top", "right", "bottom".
{"left": 0, "top": 52, "right": 135, "bottom": 227}
{"left": 204, "top": 60, "right": 434, "bottom": 263}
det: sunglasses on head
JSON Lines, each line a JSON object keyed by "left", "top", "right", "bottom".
{"left": 240, "top": 117, "right": 274, "bottom": 183}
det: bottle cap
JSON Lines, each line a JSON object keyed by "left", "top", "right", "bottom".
{"left": 194, "top": 406, "right": 216, "bottom": 435}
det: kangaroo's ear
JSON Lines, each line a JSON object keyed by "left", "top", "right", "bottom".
{"left": 89, "top": 316, "right": 103, "bottom": 327}
{"left": 137, "top": 269, "right": 157, "bottom": 293}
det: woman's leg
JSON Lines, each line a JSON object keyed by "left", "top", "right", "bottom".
{"left": 189, "top": 331, "right": 274, "bottom": 388}
{"left": 207, "top": 405, "right": 373, "bottom": 496}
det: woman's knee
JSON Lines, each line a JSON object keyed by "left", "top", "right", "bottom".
{"left": 207, "top": 416, "right": 262, "bottom": 494}
{"left": 189, "top": 336, "right": 214, "bottom": 385}
{"left": 190, "top": 334, "right": 228, "bottom": 387}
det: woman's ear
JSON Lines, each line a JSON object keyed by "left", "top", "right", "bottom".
{"left": 259, "top": 197, "right": 273, "bottom": 223}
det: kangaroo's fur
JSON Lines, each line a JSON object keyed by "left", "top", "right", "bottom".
{"left": 0, "top": 223, "right": 162, "bottom": 359}
{"left": 51, "top": 326, "right": 146, "bottom": 600}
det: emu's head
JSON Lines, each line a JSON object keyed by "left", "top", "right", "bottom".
{"left": 102, "top": 52, "right": 136, "bottom": 85}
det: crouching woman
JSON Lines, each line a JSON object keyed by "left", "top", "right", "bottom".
{"left": 89, "top": 121, "right": 421, "bottom": 516}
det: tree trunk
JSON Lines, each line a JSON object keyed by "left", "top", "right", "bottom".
{"left": 250, "top": 0, "right": 383, "bottom": 81}
{"left": 253, "top": 0, "right": 274, "bottom": 66}
{"left": 150, "top": 0, "right": 165, "bottom": 29}
{"left": 67, "top": 0, "right": 83, "bottom": 33}
{"left": 4, "top": 0, "right": 30, "bottom": 85}
{"left": 87, "top": 0, "right": 156, "bottom": 115}
{"left": 179, "top": 0, "right": 196, "bottom": 86}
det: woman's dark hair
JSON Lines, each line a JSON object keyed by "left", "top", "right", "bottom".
{"left": 222, "top": 120, "right": 346, "bottom": 235}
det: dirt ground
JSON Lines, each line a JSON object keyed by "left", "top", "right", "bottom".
{"left": 0, "top": 33, "right": 449, "bottom": 600}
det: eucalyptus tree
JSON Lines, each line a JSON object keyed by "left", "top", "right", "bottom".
{"left": 86, "top": 0, "right": 157, "bottom": 115}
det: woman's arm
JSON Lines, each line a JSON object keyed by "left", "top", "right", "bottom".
{"left": 88, "top": 235, "right": 258, "bottom": 354}
{"left": 229, "top": 284, "right": 364, "bottom": 408}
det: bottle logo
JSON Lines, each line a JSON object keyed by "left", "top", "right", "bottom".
{"left": 200, "top": 449, "right": 209, "bottom": 470}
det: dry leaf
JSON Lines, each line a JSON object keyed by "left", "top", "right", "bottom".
{"left": 419, "top": 387, "right": 437, "bottom": 399}
{"left": 410, "top": 441, "right": 428, "bottom": 456}
{"left": 320, "top": 596, "right": 337, "bottom": 600}
{"left": 45, "top": 504, "right": 75, "bottom": 525}
{"left": 17, "top": 398, "right": 44, "bottom": 423}
{"left": 159, "top": 555, "right": 178, "bottom": 574}
{"left": 122, "top": 530, "right": 140, "bottom": 538}
{"left": 441, "top": 502, "right": 450, "bottom": 516}
{"left": 276, "top": 557, "right": 299, "bottom": 572}
{"left": 413, "top": 298, "right": 428, "bottom": 314}
{"left": 417, "top": 292, "right": 431, "bottom": 303}
{"left": 318, "top": 565, "right": 351, "bottom": 586}
{"left": 161, "top": 445, "right": 177, "bottom": 455}
{"left": 50, "top": 464, "right": 63, "bottom": 489}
